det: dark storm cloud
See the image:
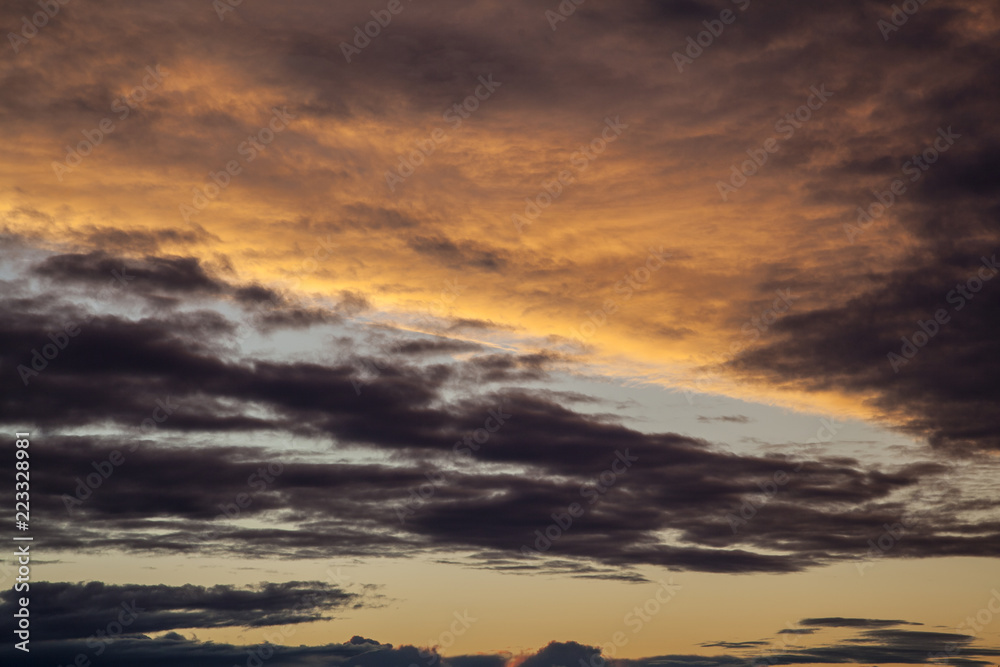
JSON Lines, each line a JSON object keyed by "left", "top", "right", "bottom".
{"left": 0, "top": 635, "right": 425, "bottom": 667}
{"left": 5, "top": 634, "right": 996, "bottom": 667}
{"left": 518, "top": 641, "right": 601, "bottom": 667}
{"left": 8, "top": 398, "right": 996, "bottom": 576}
{"left": 709, "top": 0, "right": 1000, "bottom": 457}
{"left": 3, "top": 254, "right": 999, "bottom": 574}
{"left": 0, "top": 0, "right": 996, "bottom": 663}
{"left": 0, "top": 581, "right": 357, "bottom": 641}
{"left": 727, "top": 245, "right": 1000, "bottom": 453}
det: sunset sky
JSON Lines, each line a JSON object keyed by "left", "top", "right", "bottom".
{"left": 2, "top": 0, "right": 999, "bottom": 665}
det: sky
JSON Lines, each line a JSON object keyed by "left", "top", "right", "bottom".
{"left": 1, "top": 0, "right": 999, "bottom": 665}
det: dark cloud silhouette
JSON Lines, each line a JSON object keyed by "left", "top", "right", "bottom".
{"left": 0, "top": 581, "right": 359, "bottom": 641}
{"left": 727, "top": 245, "right": 1000, "bottom": 454}
{"left": 799, "top": 617, "right": 920, "bottom": 628}
{"left": 8, "top": 633, "right": 993, "bottom": 667}
{"left": 1, "top": 0, "right": 999, "bottom": 662}
{"left": 2, "top": 253, "right": 999, "bottom": 576}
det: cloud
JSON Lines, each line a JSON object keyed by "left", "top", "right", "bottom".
{"left": 798, "top": 617, "right": 920, "bottom": 629}
{"left": 2, "top": 253, "right": 999, "bottom": 577}
{"left": 0, "top": 581, "right": 360, "bottom": 641}
{"left": 696, "top": 415, "right": 751, "bottom": 424}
